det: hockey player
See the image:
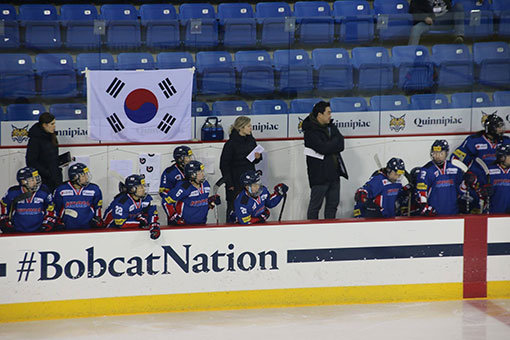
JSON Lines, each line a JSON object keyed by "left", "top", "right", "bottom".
{"left": 452, "top": 113, "right": 510, "bottom": 168}
{"left": 104, "top": 174, "right": 160, "bottom": 239}
{"left": 471, "top": 144, "right": 510, "bottom": 214}
{"left": 160, "top": 145, "right": 193, "bottom": 223}
{"left": 53, "top": 163, "right": 103, "bottom": 230}
{"left": 417, "top": 140, "right": 465, "bottom": 216}
{"left": 165, "top": 161, "right": 220, "bottom": 225}
{"left": 354, "top": 158, "right": 407, "bottom": 218}
{"left": 0, "top": 167, "right": 56, "bottom": 233}
{"left": 234, "top": 170, "right": 288, "bottom": 225}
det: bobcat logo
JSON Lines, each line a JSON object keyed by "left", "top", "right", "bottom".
{"left": 389, "top": 114, "right": 406, "bottom": 132}
{"left": 11, "top": 124, "right": 29, "bottom": 143}
{"left": 481, "top": 110, "right": 498, "bottom": 126}
{"left": 298, "top": 117, "right": 304, "bottom": 134}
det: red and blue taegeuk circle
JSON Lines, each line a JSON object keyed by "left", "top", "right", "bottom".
{"left": 124, "top": 89, "right": 158, "bottom": 124}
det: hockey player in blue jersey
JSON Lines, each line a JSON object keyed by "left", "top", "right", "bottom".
{"left": 165, "top": 161, "right": 220, "bottom": 225}
{"left": 354, "top": 158, "right": 408, "bottom": 218}
{"left": 452, "top": 113, "right": 510, "bottom": 168}
{"left": 160, "top": 145, "right": 193, "bottom": 224}
{"left": 471, "top": 144, "right": 510, "bottom": 214}
{"left": 104, "top": 174, "right": 160, "bottom": 240}
{"left": 417, "top": 140, "right": 466, "bottom": 216}
{"left": 0, "top": 167, "right": 56, "bottom": 233}
{"left": 53, "top": 163, "right": 103, "bottom": 230}
{"left": 234, "top": 170, "right": 288, "bottom": 225}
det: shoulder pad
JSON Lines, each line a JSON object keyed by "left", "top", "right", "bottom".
{"left": 423, "top": 161, "right": 434, "bottom": 169}
{"left": 240, "top": 193, "right": 249, "bottom": 205}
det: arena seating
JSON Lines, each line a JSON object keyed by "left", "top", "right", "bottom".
{"left": 451, "top": 92, "right": 491, "bottom": 108}
{"left": 252, "top": 99, "right": 288, "bottom": 115}
{"left": 330, "top": 97, "right": 367, "bottom": 112}
{"left": 410, "top": 93, "right": 450, "bottom": 110}
{"left": 212, "top": 100, "right": 250, "bottom": 116}
{"left": 370, "top": 95, "right": 409, "bottom": 111}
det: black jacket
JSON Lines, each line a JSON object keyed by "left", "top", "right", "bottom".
{"left": 220, "top": 129, "right": 262, "bottom": 191}
{"left": 302, "top": 114, "right": 348, "bottom": 187}
{"left": 25, "top": 122, "right": 62, "bottom": 192}
{"left": 409, "top": 0, "right": 453, "bottom": 23}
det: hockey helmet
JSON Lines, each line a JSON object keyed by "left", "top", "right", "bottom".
{"left": 386, "top": 158, "right": 405, "bottom": 175}
{"left": 240, "top": 170, "right": 261, "bottom": 186}
{"left": 484, "top": 114, "right": 505, "bottom": 137}
{"left": 409, "top": 166, "right": 422, "bottom": 186}
{"left": 68, "top": 163, "right": 91, "bottom": 187}
{"left": 173, "top": 146, "right": 193, "bottom": 165}
{"left": 16, "top": 167, "right": 41, "bottom": 192}
{"left": 184, "top": 161, "right": 205, "bottom": 183}
{"left": 124, "top": 174, "right": 146, "bottom": 197}
{"left": 431, "top": 139, "right": 449, "bottom": 154}
{"left": 496, "top": 144, "right": 510, "bottom": 162}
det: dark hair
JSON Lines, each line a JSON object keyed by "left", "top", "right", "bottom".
{"left": 311, "top": 101, "right": 330, "bottom": 118}
{"left": 39, "top": 112, "right": 55, "bottom": 124}
{"left": 38, "top": 112, "right": 58, "bottom": 146}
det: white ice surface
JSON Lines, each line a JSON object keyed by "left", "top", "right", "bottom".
{"left": 1, "top": 299, "right": 509, "bottom": 340}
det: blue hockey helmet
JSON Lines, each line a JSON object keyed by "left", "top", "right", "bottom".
{"left": 124, "top": 174, "right": 146, "bottom": 197}
{"left": 240, "top": 170, "right": 261, "bottom": 186}
{"left": 173, "top": 145, "right": 193, "bottom": 165}
{"left": 484, "top": 113, "right": 505, "bottom": 137}
{"left": 431, "top": 139, "right": 449, "bottom": 154}
{"left": 184, "top": 161, "right": 205, "bottom": 183}
{"left": 496, "top": 144, "right": 510, "bottom": 162}
{"left": 68, "top": 163, "right": 91, "bottom": 186}
{"left": 410, "top": 166, "right": 422, "bottom": 185}
{"left": 16, "top": 167, "right": 41, "bottom": 191}
{"left": 386, "top": 158, "right": 405, "bottom": 175}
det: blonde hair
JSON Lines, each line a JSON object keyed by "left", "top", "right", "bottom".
{"left": 229, "top": 116, "right": 251, "bottom": 134}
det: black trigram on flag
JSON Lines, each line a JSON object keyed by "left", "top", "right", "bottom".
{"left": 106, "top": 77, "right": 125, "bottom": 98}
{"left": 158, "top": 78, "right": 177, "bottom": 99}
{"left": 157, "top": 113, "right": 176, "bottom": 134}
{"left": 106, "top": 113, "right": 125, "bottom": 133}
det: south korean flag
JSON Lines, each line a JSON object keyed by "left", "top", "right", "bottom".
{"left": 87, "top": 69, "right": 193, "bottom": 142}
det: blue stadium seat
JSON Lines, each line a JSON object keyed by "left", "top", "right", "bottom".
{"left": 49, "top": 103, "right": 87, "bottom": 120}
{"left": 235, "top": 50, "right": 274, "bottom": 95}
{"left": 373, "top": 0, "right": 412, "bottom": 42}
{"left": 473, "top": 42, "right": 510, "bottom": 87}
{"left": 333, "top": 1, "right": 375, "bottom": 44}
{"left": 392, "top": 45, "right": 434, "bottom": 92}
{"left": 410, "top": 94, "right": 449, "bottom": 110}
{"left": 76, "top": 53, "right": 115, "bottom": 97}
{"left": 196, "top": 51, "right": 236, "bottom": 95}
{"left": 6, "top": 104, "right": 46, "bottom": 121}
{"left": 140, "top": 4, "right": 180, "bottom": 49}
{"left": 451, "top": 92, "right": 491, "bottom": 108}
{"left": 156, "top": 52, "right": 194, "bottom": 69}
{"left": 331, "top": 97, "right": 367, "bottom": 112}
{"left": 255, "top": 2, "right": 294, "bottom": 48}
{"left": 432, "top": 44, "right": 474, "bottom": 89}
{"left": 117, "top": 53, "right": 155, "bottom": 70}
{"left": 218, "top": 3, "right": 257, "bottom": 48}
{"left": 0, "top": 54, "right": 36, "bottom": 98}
{"left": 294, "top": 1, "right": 334, "bottom": 45}
{"left": 493, "top": 91, "right": 510, "bottom": 106}
{"left": 370, "top": 95, "right": 409, "bottom": 111}
{"left": 179, "top": 3, "right": 218, "bottom": 49}
{"left": 60, "top": 5, "right": 101, "bottom": 49}
{"left": 492, "top": 0, "right": 510, "bottom": 37}
{"left": 458, "top": 1, "right": 494, "bottom": 39}
{"left": 19, "top": 5, "right": 61, "bottom": 49}
{"left": 312, "top": 48, "right": 354, "bottom": 92}
{"left": 352, "top": 47, "right": 393, "bottom": 91}
{"left": 192, "top": 101, "right": 211, "bottom": 116}
{"left": 100, "top": 4, "right": 141, "bottom": 49}
{"left": 274, "top": 49, "right": 313, "bottom": 94}
{"left": 252, "top": 100, "right": 288, "bottom": 115}
{"left": 212, "top": 100, "right": 250, "bottom": 116}
{"left": 289, "top": 98, "right": 321, "bottom": 113}
{"left": 0, "top": 5, "right": 20, "bottom": 49}
{"left": 35, "top": 54, "right": 77, "bottom": 98}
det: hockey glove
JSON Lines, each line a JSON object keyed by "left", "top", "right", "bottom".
{"left": 420, "top": 205, "right": 437, "bottom": 217}
{"left": 149, "top": 224, "right": 161, "bottom": 240}
{"left": 0, "top": 216, "right": 14, "bottom": 233}
{"left": 354, "top": 189, "right": 368, "bottom": 204}
{"left": 463, "top": 171, "right": 477, "bottom": 188}
{"left": 40, "top": 215, "right": 57, "bottom": 232}
{"left": 273, "top": 183, "right": 289, "bottom": 196}
{"left": 479, "top": 183, "right": 494, "bottom": 198}
{"left": 89, "top": 216, "right": 104, "bottom": 229}
{"left": 208, "top": 195, "right": 221, "bottom": 209}
{"left": 363, "top": 200, "right": 383, "bottom": 218}
{"left": 259, "top": 208, "right": 270, "bottom": 222}
{"left": 136, "top": 215, "right": 149, "bottom": 229}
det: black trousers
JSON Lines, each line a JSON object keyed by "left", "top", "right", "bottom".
{"left": 306, "top": 180, "right": 340, "bottom": 220}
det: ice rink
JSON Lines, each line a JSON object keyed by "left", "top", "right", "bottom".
{"left": 1, "top": 299, "right": 509, "bottom": 340}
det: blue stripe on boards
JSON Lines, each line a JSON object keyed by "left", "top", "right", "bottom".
{"left": 487, "top": 243, "right": 510, "bottom": 256}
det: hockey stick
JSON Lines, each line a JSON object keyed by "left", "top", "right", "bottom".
{"left": 212, "top": 177, "right": 225, "bottom": 224}
{"left": 451, "top": 158, "right": 474, "bottom": 214}
{"left": 8, "top": 191, "right": 33, "bottom": 220}
{"left": 278, "top": 192, "right": 287, "bottom": 222}
{"left": 474, "top": 157, "right": 491, "bottom": 214}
